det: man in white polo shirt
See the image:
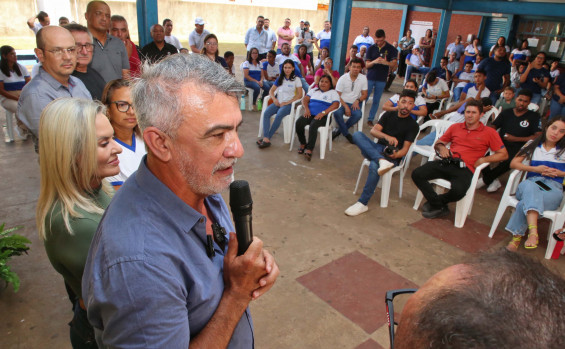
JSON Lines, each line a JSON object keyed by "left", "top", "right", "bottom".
{"left": 332, "top": 58, "right": 368, "bottom": 143}
{"left": 353, "top": 26, "right": 374, "bottom": 52}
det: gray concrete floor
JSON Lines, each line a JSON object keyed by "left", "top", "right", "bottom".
{"left": 2, "top": 73, "right": 564, "bottom": 349}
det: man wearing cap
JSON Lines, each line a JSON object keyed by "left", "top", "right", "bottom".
{"left": 244, "top": 16, "right": 269, "bottom": 60}
{"left": 297, "top": 21, "right": 316, "bottom": 68}
{"left": 189, "top": 17, "right": 210, "bottom": 54}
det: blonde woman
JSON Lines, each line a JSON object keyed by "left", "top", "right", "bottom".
{"left": 102, "top": 79, "right": 146, "bottom": 189}
{"left": 36, "top": 98, "right": 122, "bottom": 348}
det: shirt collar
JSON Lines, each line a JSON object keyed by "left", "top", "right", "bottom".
{"left": 134, "top": 156, "right": 211, "bottom": 230}
{"left": 38, "top": 66, "right": 72, "bottom": 90}
{"left": 462, "top": 121, "right": 484, "bottom": 131}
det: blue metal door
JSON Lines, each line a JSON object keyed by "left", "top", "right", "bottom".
{"left": 482, "top": 17, "right": 508, "bottom": 56}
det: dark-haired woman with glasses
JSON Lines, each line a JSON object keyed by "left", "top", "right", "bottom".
{"left": 201, "top": 33, "right": 229, "bottom": 70}
{"left": 102, "top": 79, "right": 146, "bottom": 189}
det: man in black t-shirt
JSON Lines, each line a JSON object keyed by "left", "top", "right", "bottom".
{"left": 478, "top": 89, "right": 541, "bottom": 192}
{"left": 141, "top": 24, "right": 178, "bottom": 63}
{"left": 345, "top": 89, "right": 419, "bottom": 216}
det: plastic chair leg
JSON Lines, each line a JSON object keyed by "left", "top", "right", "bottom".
{"left": 380, "top": 172, "right": 392, "bottom": 208}
{"left": 414, "top": 190, "right": 424, "bottom": 210}
{"left": 489, "top": 203, "right": 510, "bottom": 238}
{"left": 5, "top": 110, "right": 15, "bottom": 142}
{"left": 283, "top": 116, "right": 292, "bottom": 144}
{"left": 319, "top": 129, "right": 327, "bottom": 159}
{"left": 353, "top": 160, "right": 369, "bottom": 194}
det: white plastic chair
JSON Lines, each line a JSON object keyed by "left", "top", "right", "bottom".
{"left": 289, "top": 104, "right": 338, "bottom": 159}
{"left": 352, "top": 129, "right": 421, "bottom": 207}
{"left": 3, "top": 109, "right": 15, "bottom": 142}
{"left": 405, "top": 119, "right": 454, "bottom": 169}
{"left": 413, "top": 152, "right": 491, "bottom": 228}
{"left": 527, "top": 103, "right": 539, "bottom": 112}
{"left": 488, "top": 170, "right": 565, "bottom": 259}
{"left": 257, "top": 94, "right": 302, "bottom": 144}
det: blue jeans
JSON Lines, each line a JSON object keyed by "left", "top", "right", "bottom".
{"left": 453, "top": 86, "right": 464, "bottom": 102}
{"left": 550, "top": 99, "right": 565, "bottom": 119}
{"left": 353, "top": 132, "right": 399, "bottom": 205}
{"left": 505, "top": 177, "right": 564, "bottom": 236}
{"left": 416, "top": 131, "right": 436, "bottom": 146}
{"left": 489, "top": 90, "right": 499, "bottom": 105}
{"left": 263, "top": 80, "right": 274, "bottom": 94}
{"left": 300, "top": 78, "right": 309, "bottom": 93}
{"left": 529, "top": 92, "right": 542, "bottom": 105}
{"left": 262, "top": 103, "right": 292, "bottom": 139}
{"left": 405, "top": 66, "right": 430, "bottom": 84}
{"left": 367, "top": 80, "right": 386, "bottom": 122}
{"left": 244, "top": 79, "right": 262, "bottom": 105}
{"left": 333, "top": 103, "right": 362, "bottom": 136}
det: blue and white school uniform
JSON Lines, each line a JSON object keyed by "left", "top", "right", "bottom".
{"left": 389, "top": 94, "right": 426, "bottom": 120}
{"left": 511, "top": 48, "right": 531, "bottom": 62}
{"left": 506, "top": 143, "right": 565, "bottom": 236}
{"left": 107, "top": 134, "right": 147, "bottom": 187}
{"left": 307, "top": 88, "right": 340, "bottom": 115}
{"left": 242, "top": 61, "right": 262, "bottom": 82}
{"left": 296, "top": 88, "right": 339, "bottom": 150}
{"left": 0, "top": 64, "right": 30, "bottom": 113}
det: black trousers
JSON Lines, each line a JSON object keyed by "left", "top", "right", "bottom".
{"left": 411, "top": 160, "right": 473, "bottom": 209}
{"left": 482, "top": 143, "right": 521, "bottom": 186}
{"left": 296, "top": 115, "right": 328, "bottom": 151}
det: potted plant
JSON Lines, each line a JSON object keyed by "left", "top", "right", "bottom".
{"left": 0, "top": 223, "right": 31, "bottom": 292}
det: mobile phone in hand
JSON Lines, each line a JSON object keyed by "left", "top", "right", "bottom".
{"left": 535, "top": 180, "right": 551, "bottom": 191}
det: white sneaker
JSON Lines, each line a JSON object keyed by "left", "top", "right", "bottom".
{"left": 377, "top": 159, "right": 395, "bottom": 176}
{"left": 476, "top": 177, "right": 486, "bottom": 189}
{"left": 486, "top": 179, "right": 502, "bottom": 193}
{"left": 345, "top": 202, "right": 368, "bottom": 216}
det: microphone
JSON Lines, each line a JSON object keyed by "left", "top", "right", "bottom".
{"left": 229, "top": 180, "right": 254, "bottom": 256}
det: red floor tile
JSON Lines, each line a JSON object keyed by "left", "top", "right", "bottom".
{"left": 297, "top": 251, "right": 417, "bottom": 334}
{"left": 410, "top": 215, "right": 508, "bottom": 253}
{"left": 355, "top": 338, "right": 385, "bottom": 349}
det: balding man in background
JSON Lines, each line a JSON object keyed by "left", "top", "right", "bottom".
{"left": 141, "top": 24, "right": 178, "bottom": 63}
{"left": 18, "top": 26, "right": 91, "bottom": 151}
{"left": 85, "top": 0, "right": 129, "bottom": 82}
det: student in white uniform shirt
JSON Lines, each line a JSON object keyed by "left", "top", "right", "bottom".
{"left": 163, "top": 19, "right": 183, "bottom": 51}
{"left": 257, "top": 59, "right": 303, "bottom": 149}
{"left": 102, "top": 79, "right": 146, "bottom": 189}
{"left": 262, "top": 50, "right": 280, "bottom": 93}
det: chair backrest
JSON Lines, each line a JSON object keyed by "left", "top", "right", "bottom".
{"left": 434, "top": 120, "right": 454, "bottom": 141}
{"left": 481, "top": 107, "right": 499, "bottom": 125}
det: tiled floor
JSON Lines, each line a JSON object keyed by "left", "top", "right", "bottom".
{"left": 2, "top": 72, "right": 564, "bottom": 349}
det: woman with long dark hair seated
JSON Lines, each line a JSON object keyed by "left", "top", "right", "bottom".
{"left": 36, "top": 98, "right": 122, "bottom": 347}
{"left": 257, "top": 59, "right": 303, "bottom": 148}
{"left": 505, "top": 115, "right": 565, "bottom": 251}
{"left": 295, "top": 74, "right": 340, "bottom": 160}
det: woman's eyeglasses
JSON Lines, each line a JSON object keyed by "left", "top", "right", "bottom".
{"left": 111, "top": 101, "right": 134, "bottom": 113}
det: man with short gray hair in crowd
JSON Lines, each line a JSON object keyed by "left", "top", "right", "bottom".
{"left": 141, "top": 24, "right": 178, "bottom": 63}
{"left": 65, "top": 23, "right": 106, "bottom": 100}
{"left": 18, "top": 26, "right": 91, "bottom": 152}
{"left": 83, "top": 54, "right": 279, "bottom": 348}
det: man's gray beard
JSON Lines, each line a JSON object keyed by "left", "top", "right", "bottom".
{"left": 175, "top": 149, "right": 236, "bottom": 196}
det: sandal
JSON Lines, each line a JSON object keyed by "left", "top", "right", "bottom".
{"left": 506, "top": 235, "right": 522, "bottom": 252}
{"left": 297, "top": 145, "right": 306, "bottom": 154}
{"left": 553, "top": 229, "right": 565, "bottom": 242}
{"left": 304, "top": 150, "right": 312, "bottom": 161}
{"left": 256, "top": 139, "right": 263, "bottom": 146}
{"left": 525, "top": 231, "right": 539, "bottom": 249}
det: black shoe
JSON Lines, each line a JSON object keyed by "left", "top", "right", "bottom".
{"left": 332, "top": 129, "right": 340, "bottom": 140}
{"left": 345, "top": 134, "right": 354, "bottom": 144}
{"left": 258, "top": 141, "right": 271, "bottom": 149}
{"left": 422, "top": 205, "right": 449, "bottom": 219}
{"left": 422, "top": 201, "right": 432, "bottom": 213}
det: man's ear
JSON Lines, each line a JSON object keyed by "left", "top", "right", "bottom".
{"left": 34, "top": 48, "right": 45, "bottom": 63}
{"left": 143, "top": 127, "right": 173, "bottom": 163}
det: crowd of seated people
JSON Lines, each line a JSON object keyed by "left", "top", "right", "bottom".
{"left": 5, "top": 5, "right": 565, "bottom": 348}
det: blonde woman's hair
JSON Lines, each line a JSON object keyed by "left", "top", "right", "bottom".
{"left": 36, "top": 98, "right": 113, "bottom": 240}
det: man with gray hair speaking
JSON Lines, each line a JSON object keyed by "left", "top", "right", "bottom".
{"left": 83, "top": 54, "right": 279, "bottom": 348}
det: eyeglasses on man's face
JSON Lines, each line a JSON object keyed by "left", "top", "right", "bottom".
{"left": 76, "top": 43, "right": 95, "bottom": 52}
{"left": 44, "top": 47, "right": 77, "bottom": 57}
{"left": 386, "top": 288, "right": 417, "bottom": 349}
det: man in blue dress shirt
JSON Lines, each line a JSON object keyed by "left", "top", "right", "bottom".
{"left": 82, "top": 54, "right": 279, "bottom": 348}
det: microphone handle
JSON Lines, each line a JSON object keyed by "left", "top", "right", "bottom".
{"left": 234, "top": 214, "right": 253, "bottom": 256}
